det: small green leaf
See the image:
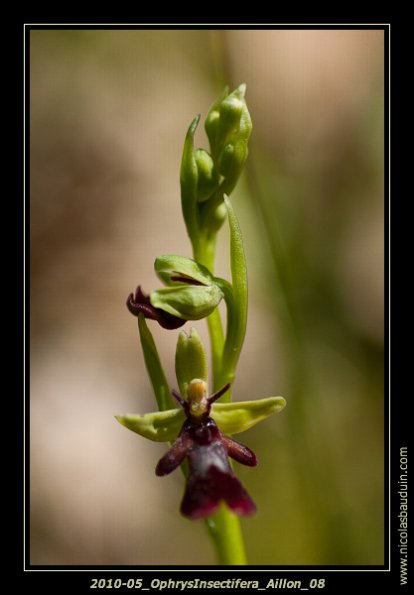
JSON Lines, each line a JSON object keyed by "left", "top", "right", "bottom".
{"left": 211, "top": 396, "right": 286, "bottom": 435}
{"left": 151, "top": 285, "right": 223, "bottom": 320}
{"left": 154, "top": 255, "right": 214, "bottom": 287}
{"left": 137, "top": 314, "right": 173, "bottom": 411}
{"left": 175, "top": 328, "right": 208, "bottom": 398}
{"left": 116, "top": 408, "right": 185, "bottom": 442}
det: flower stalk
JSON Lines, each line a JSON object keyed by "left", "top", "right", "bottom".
{"left": 118, "top": 85, "right": 285, "bottom": 565}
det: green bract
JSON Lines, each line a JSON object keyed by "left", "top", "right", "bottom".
{"left": 116, "top": 396, "right": 286, "bottom": 443}
{"left": 137, "top": 314, "right": 173, "bottom": 411}
{"left": 180, "top": 114, "right": 201, "bottom": 242}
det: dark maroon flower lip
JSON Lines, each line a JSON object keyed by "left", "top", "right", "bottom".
{"left": 126, "top": 286, "right": 186, "bottom": 330}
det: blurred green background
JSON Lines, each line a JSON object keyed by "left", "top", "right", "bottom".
{"left": 30, "top": 29, "right": 384, "bottom": 565}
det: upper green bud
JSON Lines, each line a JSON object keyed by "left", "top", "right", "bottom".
{"left": 218, "top": 94, "right": 244, "bottom": 136}
{"left": 179, "top": 85, "right": 251, "bottom": 245}
{"left": 205, "top": 84, "right": 252, "bottom": 194}
{"left": 204, "top": 85, "right": 229, "bottom": 153}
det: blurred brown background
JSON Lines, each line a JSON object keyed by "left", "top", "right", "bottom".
{"left": 30, "top": 29, "right": 384, "bottom": 565}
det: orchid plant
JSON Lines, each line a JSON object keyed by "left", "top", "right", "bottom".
{"left": 117, "top": 85, "right": 286, "bottom": 565}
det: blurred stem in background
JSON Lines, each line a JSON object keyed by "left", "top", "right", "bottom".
{"left": 244, "top": 155, "right": 355, "bottom": 561}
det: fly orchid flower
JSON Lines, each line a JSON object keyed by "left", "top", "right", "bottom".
{"left": 156, "top": 380, "right": 257, "bottom": 519}
{"left": 116, "top": 326, "right": 286, "bottom": 519}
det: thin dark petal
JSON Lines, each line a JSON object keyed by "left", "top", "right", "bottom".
{"left": 155, "top": 434, "right": 192, "bottom": 476}
{"left": 126, "top": 285, "right": 186, "bottom": 330}
{"left": 221, "top": 434, "right": 258, "bottom": 467}
{"left": 208, "top": 383, "right": 231, "bottom": 404}
{"left": 171, "top": 389, "right": 186, "bottom": 408}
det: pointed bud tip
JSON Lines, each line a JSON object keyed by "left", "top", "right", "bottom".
{"left": 186, "top": 114, "right": 201, "bottom": 138}
{"left": 236, "top": 83, "right": 246, "bottom": 96}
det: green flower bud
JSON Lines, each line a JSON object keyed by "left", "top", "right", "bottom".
{"left": 150, "top": 284, "right": 223, "bottom": 320}
{"left": 204, "top": 85, "right": 229, "bottom": 152}
{"left": 218, "top": 143, "right": 235, "bottom": 176}
{"left": 219, "top": 94, "right": 244, "bottom": 136}
{"left": 175, "top": 328, "right": 208, "bottom": 398}
{"left": 205, "top": 84, "right": 252, "bottom": 192}
{"left": 194, "top": 149, "right": 219, "bottom": 203}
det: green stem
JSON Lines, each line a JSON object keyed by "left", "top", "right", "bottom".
{"left": 207, "top": 310, "right": 225, "bottom": 391}
{"left": 193, "top": 232, "right": 248, "bottom": 565}
{"left": 193, "top": 236, "right": 225, "bottom": 391}
{"left": 205, "top": 503, "right": 247, "bottom": 564}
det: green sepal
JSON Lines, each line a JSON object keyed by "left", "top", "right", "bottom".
{"left": 212, "top": 396, "right": 286, "bottom": 435}
{"left": 154, "top": 254, "right": 214, "bottom": 287}
{"left": 116, "top": 408, "right": 185, "bottom": 442}
{"left": 116, "top": 396, "right": 286, "bottom": 443}
{"left": 150, "top": 285, "right": 223, "bottom": 320}
{"left": 175, "top": 328, "right": 208, "bottom": 398}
